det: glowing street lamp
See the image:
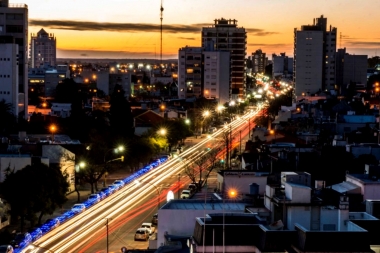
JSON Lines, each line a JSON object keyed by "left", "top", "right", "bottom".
{"left": 159, "top": 128, "right": 167, "bottom": 136}
{"left": 50, "top": 124, "right": 57, "bottom": 142}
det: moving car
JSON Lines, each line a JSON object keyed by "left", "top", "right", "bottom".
{"left": 134, "top": 228, "right": 149, "bottom": 241}
{"left": 71, "top": 203, "right": 86, "bottom": 213}
{"left": 0, "top": 245, "right": 13, "bottom": 253}
{"left": 10, "top": 232, "right": 32, "bottom": 249}
{"left": 180, "top": 189, "right": 191, "bottom": 199}
{"left": 141, "top": 222, "right": 155, "bottom": 235}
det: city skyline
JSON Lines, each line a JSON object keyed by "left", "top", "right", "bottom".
{"left": 25, "top": 0, "right": 380, "bottom": 59}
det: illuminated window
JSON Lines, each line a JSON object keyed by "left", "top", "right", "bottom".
{"left": 186, "top": 68, "right": 194, "bottom": 74}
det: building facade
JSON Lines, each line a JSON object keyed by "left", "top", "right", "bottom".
{"left": 0, "top": 0, "right": 28, "bottom": 118}
{"left": 272, "top": 53, "right": 293, "bottom": 78}
{"left": 0, "top": 36, "right": 19, "bottom": 115}
{"left": 202, "top": 18, "right": 246, "bottom": 100}
{"left": 30, "top": 28, "right": 56, "bottom": 68}
{"left": 251, "top": 49, "right": 267, "bottom": 74}
{"left": 293, "top": 15, "right": 337, "bottom": 97}
{"left": 336, "top": 48, "right": 367, "bottom": 91}
{"left": 178, "top": 46, "right": 230, "bottom": 104}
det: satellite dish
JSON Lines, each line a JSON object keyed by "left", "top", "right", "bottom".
{"left": 167, "top": 190, "right": 174, "bottom": 202}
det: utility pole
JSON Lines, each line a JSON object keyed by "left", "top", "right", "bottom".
{"left": 239, "top": 130, "right": 242, "bottom": 154}
{"left": 160, "top": 0, "right": 164, "bottom": 68}
{"left": 177, "top": 174, "right": 180, "bottom": 199}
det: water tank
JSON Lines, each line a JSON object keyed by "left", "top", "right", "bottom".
{"left": 249, "top": 183, "right": 259, "bottom": 195}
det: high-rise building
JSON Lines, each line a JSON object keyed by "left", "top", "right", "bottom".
{"left": 30, "top": 28, "right": 57, "bottom": 68}
{"left": 335, "top": 48, "right": 367, "bottom": 92}
{"left": 0, "top": 35, "right": 19, "bottom": 115}
{"left": 178, "top": 46, "right": 230, "bottom": 104}
{"left": 293, "top": 15, "right": 337, "bottom": 96}
{"left": 251, "top": 49, "right": 267, "bottom": 74}
{"left": 0, "top": 0, "right": 28, "bottom": 118}
{"left": 272, "top": 53, "right": 293, "bottom": 78}
{"left": 202, "top": 18, "right": 246, "bottom": 101}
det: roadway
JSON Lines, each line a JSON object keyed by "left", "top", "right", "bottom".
{"left": 21, "top": 107, "right": 264, "bottom": 253}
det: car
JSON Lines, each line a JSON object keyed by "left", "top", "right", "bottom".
{"left": 0, "top": 245, "right": 13, "bottom": 253}
{"left": 109, "top": 184, "right": 120, "bottom": 191}
{"left": 100, "top": 187, "right": 113, "bottom": 196}
{"left": 141, "top": 222, "right": 155, "bottom": 235}
{"left": 180, "top": 189, "right": 191, "bottom": 199}
{"left": 71, "top": 203, "right": 86, "bottom": 213}
{"left": 45, "top": 218, "right": 60, "bottom": 229}
{"left": 27, "top": 227, "right": 42, "bottom": 241}
{"left": 113, "top": 180, "right": 125, "bottom": 188}
{"left": 188, "top": 183, "right": 197, "bottom": 193}
{"left": 10, "top": 232, "right": 32, "bottom": 249}
{"left": 151, "top": 213, "right": 158, "bottom": 225}
{"left": 96, "top": 191, "right": 106, "bottom": 200}
{"left": 88, "top": 193, "right": 101, "bottom": 203}
{"left": 134, "top": 228, "right": 149, "bottom": 241}
{"left": 208, "top": 127, "right": 217, "bottom": 133}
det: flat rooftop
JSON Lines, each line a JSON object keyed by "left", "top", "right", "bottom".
{"left": 161, "top": 199, "right": 249, "bottom": 211}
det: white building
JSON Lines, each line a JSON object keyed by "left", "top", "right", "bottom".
{"left": 0, "top": 0, "right": 28, "bottom": 118}
{"left": 293, "top": 15, "right": 337, "bottom": 97}
{"left": 202, "top": 18, "right": 246, "bottom": 100}
{"left": 272, "top": 53, "right": 293, "bottom": 78}
{"left": 0, "top": 39, "right": 19, "bottom": 115}
{"left": 30, "top": 28, "right": 57, "bottom": 68}
{"left": 178, "top": 46, "right": 230, "bottom": 104}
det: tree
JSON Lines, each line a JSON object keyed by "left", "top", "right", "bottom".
{"left": 183, "top": 148, "right": 222, "bottom": 191}
{"left": 109, "top": 84, "right": 134, "bottom": 138}
{"left": 0, "top": 99, "right": 17, "bottom": 135}
{"left": 0, "top": 163, "right": 69, "bottom": 230}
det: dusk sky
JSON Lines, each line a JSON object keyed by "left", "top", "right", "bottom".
{"left": 26, "top": 0, "right": 380, "bottom": 59}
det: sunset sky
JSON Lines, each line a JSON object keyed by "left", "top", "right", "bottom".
{"left": 25, "top": 0, "right": 380, "bottom": 59}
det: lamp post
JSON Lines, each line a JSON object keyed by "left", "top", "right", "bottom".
{"left": 201, "top": 110, "right": 210, "bottom": 135}
{"left": 50, "top": 124, "right": 56, "bottom": 142}
{"left": 270, "top": 129, "right": 276, "bottom": 142}
{"left": 75, "top": 162, "right": 86, "bottom": 203}
{"left": 135, "top": 180, "right": 161, "bottom": 211}
{"left": 103, "top": 146, "right": 124, "bottom": 186}
{"left": 177, "top": 174, "right": 181, "bottom": 199}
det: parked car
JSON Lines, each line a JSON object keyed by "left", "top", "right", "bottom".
{"left": 0, "top": 245, "right": 13, "bottom": 253}
{"left": 100, "top": 187, "right": 113, "bottom": 196}
{"left": 208, "top": 127, "right": 217, "bottom": 133}
{"left": 10, "top": 232, "right": 32, "bottom": 248}
{"left": 180, "top": 189, "right": 191, "bottom": 199}
{"left": 134, "top": 228, "right": 149, "bottom": 241}
{"left": 141, "top": 222, "right": 155, "bottom": 235}
{"left": 46, "top": 218, "right": 60, "bottom": 229}
{"left": 88, "top": 193, "right": 101, "bottom": 203}
{"left": 151, "top": 213, "right": 158, "bottom": 225}
{"left": 71, "top": 203, "right": 86, "bottom": 213}
{"left": 27, "top": 227, "right": 42, "bottom": 241}
{"left": 113, "top": 180, "right": 125, "bottom": 188}
{"left": 188, "top": 183, "right": 197, "bottom": 193}
{"left": 96, "top": 190, "right": 106, "bottom": 200}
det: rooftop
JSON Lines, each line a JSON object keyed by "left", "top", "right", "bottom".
{"left": 347, "top": 173, "right": 380, "bottom": 184}
{"left": 160, "top": 199, "right": 248, "bottom": 211}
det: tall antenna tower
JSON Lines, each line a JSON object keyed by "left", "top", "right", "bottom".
{"left": 160, "top": 0, "right": 164, "bottom": 68}
{"left": 340, "top": 32, "right": 342, "bottom": 48}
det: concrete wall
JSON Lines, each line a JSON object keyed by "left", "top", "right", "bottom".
{"left": 157, "top": 208, "right": 243, "bottom": 247}
{"left": 320, "top": 208, "right": 339, "bottom": 231}
{"left": 285, "top": 183, "right": 311, "bottom": 203}
{"left": 222, "top": 174, "right": 267, "bottom": 195}
{"left": 288, "top": 206, "right": 311, "bottom": 230}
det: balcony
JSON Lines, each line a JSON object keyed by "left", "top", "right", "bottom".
{"left": 8, "top": 3, "right": 28, "bottom": 8}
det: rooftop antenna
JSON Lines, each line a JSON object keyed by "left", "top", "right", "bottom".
{"left": 160, "top": 0, "right": 164, "bottom": 70}
{"left": 340, "top": 32, "right": 342, "bottom": 48}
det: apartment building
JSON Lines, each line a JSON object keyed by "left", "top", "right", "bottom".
{"left": 0, "top": 35, "right": 18, "bottom": 115}
{"left": 272, "top": 52, "right": 293, "bottom": 78}
{"left": 178, "top": 46, "right": 230, "bottom": 104}
{"left": 0, "top": 0, "right": 28, "bottom": 118}
{"left": 202, "top": 18, "right": 246, "bottom": 101}
{"left": 30, "top": 28, "right": 57, "bottom": 68}
{"left": 251, "top": 49, "right": 267, "bottom": 74}
{"left": 294, "top": 15, "right": 337, "bottom": 97}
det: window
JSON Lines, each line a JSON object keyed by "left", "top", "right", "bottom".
{"left": 211, "top": 82, "right": 216, "bottom": 86}
{"left": 0, "top": 25, "right": 2, "bottom": 32}
{"left": 6, "top": 25, "right": 23, "bottom": 33}
{"left": 6, "top": 13, "right": 23, "bottom": 20}
{"left": 186, "top": 69, "right": 194, "bottom": 74}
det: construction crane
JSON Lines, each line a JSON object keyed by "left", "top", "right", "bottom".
{"left": 160, "top": 0, "right": 164, "bottom": 69}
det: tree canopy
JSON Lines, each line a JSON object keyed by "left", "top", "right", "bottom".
{"left": 0, "top": 163, "right": 69, "bottom": 229}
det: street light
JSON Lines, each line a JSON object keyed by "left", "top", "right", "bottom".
{"left": 105, "top": 217, "right": 113, "bottom": 253}
{"left": 103, "top": 146, "right": 125, "bottom": 186}
{"left": 135, "top": 180, "right": 161, "bottom": 211}
{"left": 223, "top": 188, "right": 239, "bottom": 253}
{"left": 50, "top": 124, "right": 57, "bottom": 142}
